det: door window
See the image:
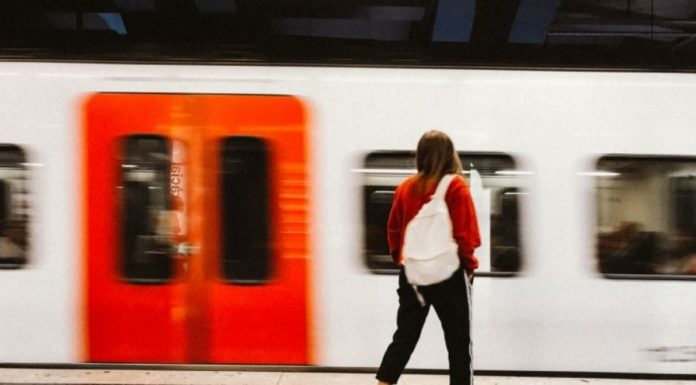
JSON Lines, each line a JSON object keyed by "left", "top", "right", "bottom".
{"left": 119, "top": 135, "right": 173, "bottom": 282}
{"left": 220, "top": 136, "right": 272, "bottom": 284}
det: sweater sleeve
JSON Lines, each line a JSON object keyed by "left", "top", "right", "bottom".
{"left": 446, "top": 176, "right": 481, "bottom": 271}
{"left": 387, "top": 184, "right": 404, "bottom": 265}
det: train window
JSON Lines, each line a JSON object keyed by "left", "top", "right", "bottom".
{"left": 595, "top": 156, "right": 696, "bottom": 279}
{"left": 0, "top": 145, "right": 29, "bottom": 269}
{"left": 119, "top": 136, "right": 173, "bottom": 283}
{"left": 220, "top": 136, "right": 271, "bottom": 284}
{"left": 361, "top": 151, "right": 524, "bottom": 276}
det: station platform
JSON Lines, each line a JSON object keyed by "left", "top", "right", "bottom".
{"left": 0, "top": 368, "right": 693, "bottom": 385}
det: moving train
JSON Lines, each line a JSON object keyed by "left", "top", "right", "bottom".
{"left": 1, "top": 60, "right": 695, "bottom": 377}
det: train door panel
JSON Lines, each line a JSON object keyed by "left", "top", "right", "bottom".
{"left": 84, "top": 94, "right": 310, "bottom": 364}
{"left": 202, "top": 96, "right": 310, "bottom": 364}
{"left": 84, "top": 95, "right": 188, "bottom": 362}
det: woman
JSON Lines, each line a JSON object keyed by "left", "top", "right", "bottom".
{"left": 376, "top": 130, "right": 481, "bottom": 385}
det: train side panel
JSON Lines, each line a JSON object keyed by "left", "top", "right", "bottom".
{"left": 0, "top": 63, "right": 694, "bottom": 375}
{"left": 0, "top": 70, "right": 81, "bottom": 362}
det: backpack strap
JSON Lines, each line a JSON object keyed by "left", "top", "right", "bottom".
{"left": 432, "top": 174, "right": 456, "bottom": 201}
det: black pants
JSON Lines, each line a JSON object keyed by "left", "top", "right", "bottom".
{"left": 376, "top": 267, "right": 473, "bottom": 385}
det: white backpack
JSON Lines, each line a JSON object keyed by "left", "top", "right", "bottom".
{"left": 402, "top": 174, "right": 460, "bottom": 300}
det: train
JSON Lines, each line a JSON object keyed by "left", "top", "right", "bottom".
{"left": 1, "top": 61, "right": 696, "bottom": 377}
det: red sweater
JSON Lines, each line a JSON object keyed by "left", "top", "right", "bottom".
{"left": 388, "top": 174, "right": 481, "bottom": 271}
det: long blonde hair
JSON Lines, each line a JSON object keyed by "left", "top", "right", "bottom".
{"left": 414, "top": 130, "right": 462, "bottom": 194}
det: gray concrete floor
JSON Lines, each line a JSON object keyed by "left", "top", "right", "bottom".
{"left": 0, "top": 369, "right": 692, "bottom": 385}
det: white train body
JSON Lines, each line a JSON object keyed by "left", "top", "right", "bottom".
{"left": 0, "top": 61, "right": 695, "bottom": 375}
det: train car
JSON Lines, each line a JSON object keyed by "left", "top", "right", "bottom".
{"left": 1, "top": 0, "right": 696, "bottom": 379}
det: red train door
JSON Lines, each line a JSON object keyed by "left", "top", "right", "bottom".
{"left": 83, "top": 94, "right": 311, "bottom": 364}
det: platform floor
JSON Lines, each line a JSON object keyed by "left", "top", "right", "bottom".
{"left": 0, "top": 369, "right": 693, "bottom": 385}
